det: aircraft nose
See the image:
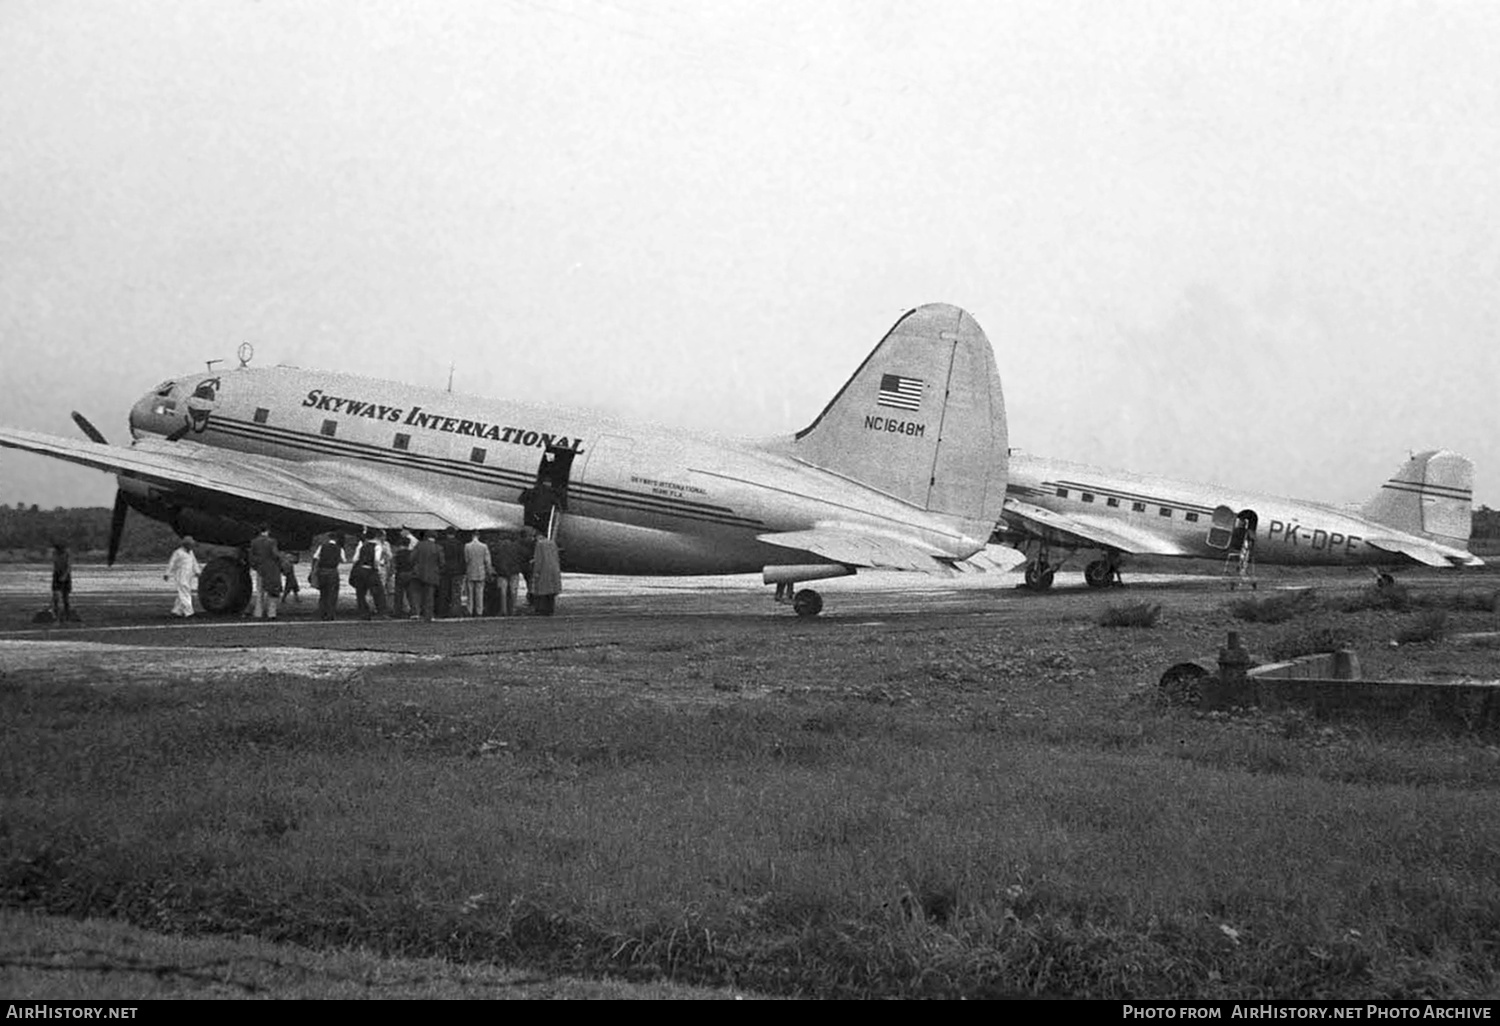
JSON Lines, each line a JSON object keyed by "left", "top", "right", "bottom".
{"left": 127, "top": 395, "right": 150, "bottom": 440}
{"left": 128, "top": 391, "right": 175, "bottom": 440}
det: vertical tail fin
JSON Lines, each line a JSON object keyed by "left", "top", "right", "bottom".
{"left": 792, "top": 303, "right": 1007, "bottom": 534}
{"left": 1359, "top": 449, "right": 1474, "bottom": 543}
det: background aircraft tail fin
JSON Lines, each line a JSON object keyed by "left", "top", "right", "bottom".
{"left": 1359, "top": 449, "right": 1474, "bottom": 544}
{"left": 792, "top": 303, "right": 1007, "bottom": 532}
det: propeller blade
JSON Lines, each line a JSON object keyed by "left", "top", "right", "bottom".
{"left": 71, "top": 411, "right": 108, "bottom": 445}
{"left": 108, "top": 491, "right": 129, "bottom": 567}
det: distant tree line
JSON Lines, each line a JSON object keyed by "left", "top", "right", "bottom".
{"left": 1474, "top": 506, "right": 1500, "bottom": 540}
{"left": 3, "top": 501, "right": 1499, "bottom": 559}
{"left": 0, "top": 503, "right": 182, "bottom": 562}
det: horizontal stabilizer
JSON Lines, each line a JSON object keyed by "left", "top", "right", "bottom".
{"left": 0, "top": 427, "right": 514, "bottom": 531}
{"left": 943, "top": 544, "right": 1029, "bottom": 574}
{"left": 1002, "top": 499, "right": 1193, "bottom": 557}
{"left": 758, "top": 526, "right": 953, "bottom": 572}
{"left": 1364, "top": 535, "right": 1484, "bottom": 568}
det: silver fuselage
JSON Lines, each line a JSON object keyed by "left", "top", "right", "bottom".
{"left": 1005, "top": 452, "right": 1469, "bottom": 567}
{"left": 130, "top": 367, "right": 988, "bottom": 574}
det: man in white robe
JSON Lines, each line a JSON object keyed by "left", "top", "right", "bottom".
{"left": 164, "top": 536, "right": 202, "bottom": 617}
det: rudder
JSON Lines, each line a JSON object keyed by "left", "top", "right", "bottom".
{"left": 1359, "top": 449, "right": 1474, "bottom": 543}
{"left": 793, "top": 304, "right": 1007, "bottom": 532}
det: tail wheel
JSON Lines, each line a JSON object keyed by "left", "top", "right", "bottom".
{"left": 1084, "top": 560, "right": 1113, "bottom": 588}
{"left": 199, "top": 556, "right": 251, "bottom": 615}
{"left": 792, "top": 589, "right": 823, "bottom": 617}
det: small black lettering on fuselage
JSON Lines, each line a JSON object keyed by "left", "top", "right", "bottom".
{"left": 864, "top": 415, "right": 925, "bottom": 437}
{"left": 1267, "top": 519, "right": 1362, "bottom": 554}
{"left": 630, "top": 474, "right": 708, "bottom": 498}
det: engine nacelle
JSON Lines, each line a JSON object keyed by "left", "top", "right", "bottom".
{"left": 761, "top": 564, "right": 855, "bottom": 586}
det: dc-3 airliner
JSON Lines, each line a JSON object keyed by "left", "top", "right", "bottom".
{"left": 0, "top": 303, "right": 1010, "bottom": 616}
{"left": 995, "top": 448, "right": 1482, "bottom": 590}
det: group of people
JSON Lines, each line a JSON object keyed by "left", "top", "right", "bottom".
{"left": 157, "top": 524, "right": 559, "bottom": 622}
{"left": 44, "top": 526, "right": 559, "bottom": 623}
{"left": 145, "top": 471, "right": 572, "bottom": 620}
{"left": 304, "top": 525, "right": 560, "bottom": 621}
{"left": 161, "top": 531, "right": 301, "bottom": 619}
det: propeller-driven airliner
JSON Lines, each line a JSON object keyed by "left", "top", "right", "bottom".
{"left": 995, "top": 448, "right": 1481, "bottom": 590}
{"left": 1, "top": 303, "right": 1010, "bottom": 616}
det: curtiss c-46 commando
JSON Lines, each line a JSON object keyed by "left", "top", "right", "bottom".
{"left": 0, "top": 303, "right": 1011, "bottom": 616}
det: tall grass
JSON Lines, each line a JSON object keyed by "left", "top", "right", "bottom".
{"left": 1227, "top": 589, "right": 1320, "bottom": 624}
{"left": 1098, "top": 602, "right": 1162, "bottom": 628}
{"left": 1395, "top": 609, "right": 1450, "bottom": 645}
{"left": 3, "top": 656, "right": 1497, "bottom": 998}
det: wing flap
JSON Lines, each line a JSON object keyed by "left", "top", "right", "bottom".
{"left": 1001, "top": 499, "right": 1194, "bottom": 556}
{"left": 758, "top": 526, "right": 952, "bottom": 572}
{"left": 0, "top": 428, "right": 514, "bottom": 530}
{"left": 1364, "top": 535, "right": 1484, "bottom": 568}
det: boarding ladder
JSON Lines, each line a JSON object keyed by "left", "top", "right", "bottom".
{"left": 1223, "top": 538, "right": 1256, "bottom": 591}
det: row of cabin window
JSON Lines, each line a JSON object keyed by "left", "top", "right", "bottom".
{"left": 254, "top": 407, "right": 490, "bottom": 465}
{"left": 1054, "top": 487, "right": 1200, "bottom": 522}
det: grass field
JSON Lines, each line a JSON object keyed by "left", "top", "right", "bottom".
{"left": 2, "top": 580, "right": 1498, "bottom": 999}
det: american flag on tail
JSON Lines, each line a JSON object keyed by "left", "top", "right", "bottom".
{"left": 877, "top": 373, "right": 923, "bottom": 411}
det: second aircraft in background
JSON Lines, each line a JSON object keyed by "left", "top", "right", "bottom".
{"left": 995, "top": 448, "right": 1482, "bottom": 590}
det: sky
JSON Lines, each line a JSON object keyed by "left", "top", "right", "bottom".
{"left": 3, "top": 0, "right": 1498, "bottom": 511}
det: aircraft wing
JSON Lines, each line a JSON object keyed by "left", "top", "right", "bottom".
{"left": 1001, "top": 499, "right": 1195, "bottom": 557}
{"left": 758, "top": 526, "right": 963, "bottom": 572}
{"left": 1364, "top": 535, "right": 1485, "bottom": 568}
{"left": 0, "top": 428, "right": 513, "bottom": 530}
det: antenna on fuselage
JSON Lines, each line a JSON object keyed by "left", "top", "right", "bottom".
{"left": 206, "top": 359, "right": 222, "bottom": 373}
{"left": 237, "top": 342, "right": 254, "bottom": 368}
{"left": 447, "top": 363, "right": 454, "bottom": 393}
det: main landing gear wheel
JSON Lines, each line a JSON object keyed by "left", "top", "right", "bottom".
{"left": 792, "top": 589, "right": 823, "bottom": 617}
{"left": 1023, "top": 564, "right": 1055, "bottom": 591}
{"left": 1084, "top": 560, "right": 1114, "bottom": 589}
{"left": 198, "top": 556, "right": 251, "bottom": 615}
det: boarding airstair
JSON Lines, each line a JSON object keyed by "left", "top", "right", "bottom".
{"left": 1209, "top": 505, "right": 1258, "bottom": 590}
{"left": 1222, "top": 534, "right": 1257, "bottom": 590}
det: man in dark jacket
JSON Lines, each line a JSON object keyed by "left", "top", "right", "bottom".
{"left": 411, "top": 530, "right": 443, "bottom": 622}
{"left": 390, "top": 532, "right": 414, "bottom": 619}
{"left": 437, "top": 527, "right": 464, "bottom": 618}
{"left": 350, "top": 528, "right": 386, "bottom": 620}
{"left": 489, "top": 532, "right": 530, "bottom": 615}
{"left": 51, "top": 541, "right": 74, "bottom": 623}
{"left": 310, "top": 532, "right": 343, "bottom": 621}
{"left": 248, "top": 525, "right": 282, "bottom": 620}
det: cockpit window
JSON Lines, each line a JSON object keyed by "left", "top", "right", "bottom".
{"left": 154, "top": 381, "right": 176, "bottom": 396}
{"left": 193, "top": 381, "right": 217, "bottom": 400}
